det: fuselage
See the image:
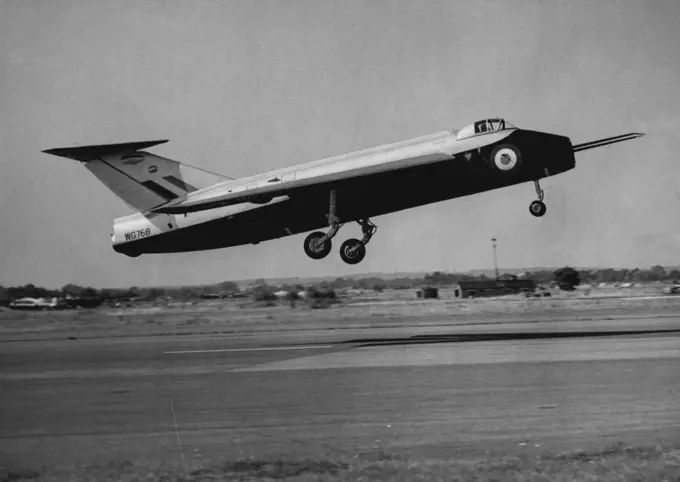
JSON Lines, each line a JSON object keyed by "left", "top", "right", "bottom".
{"left": 113, "top": 119, "right": 575, "bottom": 257}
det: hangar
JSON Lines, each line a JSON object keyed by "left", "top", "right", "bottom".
{"left": 455, "top": 279, "right": 536, "bottom": 298}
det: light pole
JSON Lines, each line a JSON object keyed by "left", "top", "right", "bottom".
{"left": 491, "top": 237, "right": 499, "bottom": 281}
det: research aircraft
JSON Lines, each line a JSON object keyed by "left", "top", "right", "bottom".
{"left": 44, "top": 118, "right": 644, "bottom": 265}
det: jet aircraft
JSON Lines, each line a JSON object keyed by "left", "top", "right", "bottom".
{"left": 44, "top": 118, "right": 644, "bottom": 265}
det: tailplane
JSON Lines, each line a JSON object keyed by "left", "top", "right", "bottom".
{"left": 43, "top": 140, "right": 230, "bottom": 212}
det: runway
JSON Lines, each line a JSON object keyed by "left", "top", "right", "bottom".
{"left": 1, "top": 317, "right": 679, "bottom": 469}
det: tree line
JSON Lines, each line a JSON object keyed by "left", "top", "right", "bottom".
{"left": 2, "top": 265, "right": 678, "bottom": 304}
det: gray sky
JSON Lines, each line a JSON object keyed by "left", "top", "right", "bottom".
{"left": 1, "top": 0, "right": 679, "bottom": 289}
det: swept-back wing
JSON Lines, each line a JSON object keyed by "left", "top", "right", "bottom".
{"left": 152, "top": 149, "right": 454, "bottom": 214}
{"left": 152, "top": 130, "right": 483, "bottom": 215}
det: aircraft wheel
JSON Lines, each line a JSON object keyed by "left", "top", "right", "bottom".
{"left": 529, "top": 200, "right": 547, "bottom": 217}
{"left": 304, "top": 231, "right": 332, "bottom": 259}
{"left": 489, "top": 144, "right": 522, "bottom": 174}
{"left": 339, "top": 238, "right": 366, "bottom": 265}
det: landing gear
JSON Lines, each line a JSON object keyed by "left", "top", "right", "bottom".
{"left": 340, "top": 239, "right": 366, "bottom": 265}
{"left": 358, "top": 218, "right": 377, "bottom": 246}
{"left": 529, "top": 180, "right": 547, "bottom": 217}
{"left": 304, "top": 190, "right": 341, "bottom": 260}
{"left": 302, "top": 190, "right": 378, "bottom": 264}
{"left": 304, "top": 231, "right": 333, "bottom": 259}
{"left": 529, "top": 200, "right": 546, "bottom": 217}
{"left": 339, "top": 219, "right": 377, "bottom": 265}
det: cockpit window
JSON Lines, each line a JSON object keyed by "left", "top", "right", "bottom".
{"left": 456, "top": 118, "right": 516, "bottom": 141}
{"left": 488, "top": 119, "right": 505, "bottom": 131}
{"left": 475, "top": 118, "right": 504, "bottom": 133}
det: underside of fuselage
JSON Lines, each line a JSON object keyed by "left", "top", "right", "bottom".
{"left": 113, "top": 129, "right": 575, "bottom": 257}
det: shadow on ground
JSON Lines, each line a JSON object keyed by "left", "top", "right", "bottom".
{"left": 341, "top": 329, "right": 680, "bottom": 347}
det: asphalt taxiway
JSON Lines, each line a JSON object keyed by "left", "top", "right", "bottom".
{"left": 1, "top": 317, "right": 679, "bottom": 468}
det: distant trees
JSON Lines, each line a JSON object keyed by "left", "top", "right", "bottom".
{"left": 0, "top": 286, "right": 9, "bottom": 306}
{"left": 0, "top": 283, "right": 113, "bottom": 302}
{"left": 128, "top": 286, "right": 142, "bottom": 298}
{"left": 218, "top": 281, "right": 239, "bottom": 293}
{"left": 669, "top": 270, "right": 680, "bottom": 282}
{"left": 573, "top": 266, "right": 676, "bottom": 284}
{"left": 3, "top": 284, "right": 62, "bottom": 300}
{"left": 81, "top": 287, "right": 99, "bottom": 298}
{"left": 4, "top": 265, "right": 680, "bottom": 305}
{"left": 305, "top": 286, "right": 337, "bottom": 309}
{"left": 650, "top": 265, "right": 667, "bottom": 280}
{"left": 554, "top": 267, "right": 580, "bottom": 291}
{"left": 252, "top": 284, "right": 277, "bottom": 302}
{"left": 422, "top": 271, "right": 469, "bottom": 286}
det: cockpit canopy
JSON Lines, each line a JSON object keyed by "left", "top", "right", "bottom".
{"left": 455, "top": 118, "right": 516, "bottom": 141}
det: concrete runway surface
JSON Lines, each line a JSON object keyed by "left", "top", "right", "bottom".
{"left": 1, "top": 316, "right": 679, "bottom": 469}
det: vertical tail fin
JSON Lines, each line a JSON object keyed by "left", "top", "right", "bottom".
{"left": 43, "top": 140, "right": 230, "bottom": 212}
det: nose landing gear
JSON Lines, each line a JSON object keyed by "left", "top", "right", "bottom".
{"left": 529, "top": 180, "right": 547, "bottom": 217}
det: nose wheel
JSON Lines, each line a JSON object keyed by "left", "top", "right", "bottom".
{"left": 529, "top": 180, "right": 547, "bottom": 217}
{"left": 529, "top": 200, "right": 547, "bottom": 217}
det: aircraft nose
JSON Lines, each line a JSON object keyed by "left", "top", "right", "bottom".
{"left": 538, "top": 133, "right": 575, "bottom": 175}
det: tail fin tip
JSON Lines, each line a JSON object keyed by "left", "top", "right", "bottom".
{"left": 43, "top": 140, "right": 169, "bottom": 162}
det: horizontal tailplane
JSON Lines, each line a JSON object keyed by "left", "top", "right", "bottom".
{"left": 43, "top": 140, "right": 230, "bottom": 212}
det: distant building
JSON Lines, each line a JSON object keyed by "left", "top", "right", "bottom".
{"left": 199, "top": 293, "right": 221, "bottom": 299}
{"left": 9, "top": 297, "right": 67, "bottom": 310}
{"left": 416, "top": 287, "right": 439, "bottom": 299}
{"left": 455, "top": 279, "right": 536, "bottom": 298}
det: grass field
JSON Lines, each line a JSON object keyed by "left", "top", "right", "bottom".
{"left": 2, "top": 287, "right": 680, "bottom": 342}
{"left": 2, "top": 442, "right": 678, "bottom": 481}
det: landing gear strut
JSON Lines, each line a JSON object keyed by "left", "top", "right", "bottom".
{"left": 339, "top": 219, "right": 377, "bottom": 265}
{"left": 303, "top": 190, "right": 341, "bottom": 260}
{"left": 529, "top": 180, "right": 547, "bottom": 217}
{"left": 302, "top": 190, "right": 378, "bottom": 264}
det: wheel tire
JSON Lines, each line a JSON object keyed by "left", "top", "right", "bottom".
{"left": 489, "top": 144, "right": 522, "bottom": 174}
{"left": 304, "top": 231, "right": 332, "bottom": 259}
{"left": 339, "top": 238, "right": 366, "bottom": 265}
{"left": 529, "top": 200, "right": 547, "bottom": 217}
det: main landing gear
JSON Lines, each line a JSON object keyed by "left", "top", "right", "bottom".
{"left": 303, "top": 190, "right": 378, "bottom": 265}
{"left": 529, "top": 180, "right": 547, "bottom": 217}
